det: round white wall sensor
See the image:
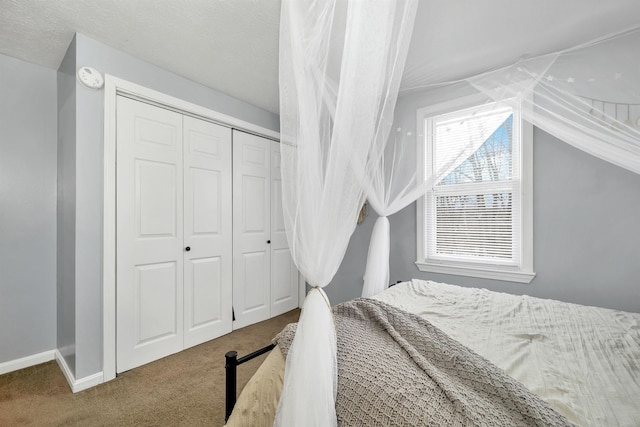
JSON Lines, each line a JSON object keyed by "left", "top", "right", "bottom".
{"left": 77, "top": 66, "right": 104, "bottom": 89}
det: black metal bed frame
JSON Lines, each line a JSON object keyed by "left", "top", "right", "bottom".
{"left": 224, "top": 343, "right": 276, "bottom": 422}
{"left": 223, "top": 282, "right": 404, "bottom": 422}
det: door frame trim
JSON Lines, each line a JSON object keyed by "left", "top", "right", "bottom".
{"left": 103, "top": 75, "right": 289, "bottom": 381}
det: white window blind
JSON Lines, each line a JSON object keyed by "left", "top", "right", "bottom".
{"left": 433, "top": 190, "right": 515, "bottom": 261}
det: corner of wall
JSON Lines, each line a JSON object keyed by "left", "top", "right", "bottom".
{"left": 56, "top": 34, "right": 78, "bottom": 378}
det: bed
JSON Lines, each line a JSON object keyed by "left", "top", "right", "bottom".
{"left": 224, "top": 279, "right": 640, "bottom": 426}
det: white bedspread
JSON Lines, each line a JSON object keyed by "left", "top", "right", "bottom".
{"left": 373, "top": 279, "right": 640, "bottom": 427}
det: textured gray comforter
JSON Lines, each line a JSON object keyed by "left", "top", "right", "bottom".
{"left": 276, "top": 298, "right": 572, "bottom": 426}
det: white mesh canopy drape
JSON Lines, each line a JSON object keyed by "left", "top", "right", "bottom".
{"left": 276, "top": 0, "right": 640, "bottom": 422}
{"left": 275, "top": 0, "right": 417, "bottom": 425}
{"left": 467, "top": 27, "right": 640, "bottom": 175}
{"left": 362, "top": 25, "right": 640, "bottom": 298}
{"left": 398, "top": 24, "right": 640, "bottom": 175}
{"left": 360, "top": 97, "right": 513, "bottom": 297}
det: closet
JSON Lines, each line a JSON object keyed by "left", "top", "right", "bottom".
{"left": 115, "top": 96, "right": 298, "bottom": 373}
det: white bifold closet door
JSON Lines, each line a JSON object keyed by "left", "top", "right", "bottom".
{"left": 269, "top": 142, "right": 300, "bottom": 317}
{"left": 182, "top": 115, "right": 233, "bottom": 348}
{"left": 232, "top": 131, "right": 299, "bottom": 329}
{"left": 116, "top": 96, "right": 232, "bottom": 373}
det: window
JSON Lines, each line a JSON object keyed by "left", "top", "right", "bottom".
{"left": 416, "top": 96, "right": 534, "bottom": 283}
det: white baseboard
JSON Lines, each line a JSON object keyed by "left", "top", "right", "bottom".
{"left": 72, "top": 372, "right": 104, "bottom": 393}
{"left": 55, "top": 350, "right": 104, "bottom": 393}
{"left": 0, "top": 349, "right": 56, "bottom": 375}
{"left": 1, "top": 349, "right": 104, "bottom": 393}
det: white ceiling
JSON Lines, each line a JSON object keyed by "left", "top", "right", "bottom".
{"left": 1, "top": 0, "right": 639, "bottom": 114}
{"left": 0, "top": 0, "right": 281, "bottom": 112}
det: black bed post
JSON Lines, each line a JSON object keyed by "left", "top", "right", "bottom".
{"left": 225, "top": 350, "right": 238, "bottom": 422}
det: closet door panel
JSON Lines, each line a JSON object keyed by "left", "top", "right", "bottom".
{"left": 242, "top": 251, "right": 269, "bottom": 309}
{"left": 136, "top": 262, "right": 179, "bottom": 343}
{"left": 116, "top": 96, "right": 184, "bottom": 373}
{"left": 270, "top": 141, "right": 299, "bottom": 316}
{"left": 233, "top": 130, "right": 271, "bottom": 329}
{"left": 186, "top": 256, "right": 222, "bottom": 325}
{"left": 183, "top": 117, "right": 232, "bottom": 348}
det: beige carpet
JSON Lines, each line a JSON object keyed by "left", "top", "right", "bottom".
{"left": 0, "top": 309, "right": 299, "bottom": 427}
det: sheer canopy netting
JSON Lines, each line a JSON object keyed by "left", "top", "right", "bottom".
{"left": 362, "top": 25, "right": 640, "bottom": 297}
{"left": 275, "top": 0, "right": 417, "bottom": 425}
{"left": 464, "top": 27, "right": 640, "bottom": 175}
{"left": 277, "top": 0, "right": 640, "bottom": 423}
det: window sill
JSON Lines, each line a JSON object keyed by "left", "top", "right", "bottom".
{"left": 415, "top": 261, "right": 535, "bottom": 284}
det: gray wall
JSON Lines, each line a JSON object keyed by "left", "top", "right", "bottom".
{"left": 324, "top": 210, "right": 377, "bottom": 304}
{"left": 330, "top": 127, "right": 640, "bottom": 313}
{"left": 59, "top": 34, "right": 280, "bottom": 378}
{"left": 57, "top": 38, "right": 77, "bottom": 374}
{"left": 0, "top": 54, "right": 57, "bottom": 362}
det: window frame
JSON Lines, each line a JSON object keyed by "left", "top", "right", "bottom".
{"left": 415, "top": 94, "right": 535, "bottom": 283}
